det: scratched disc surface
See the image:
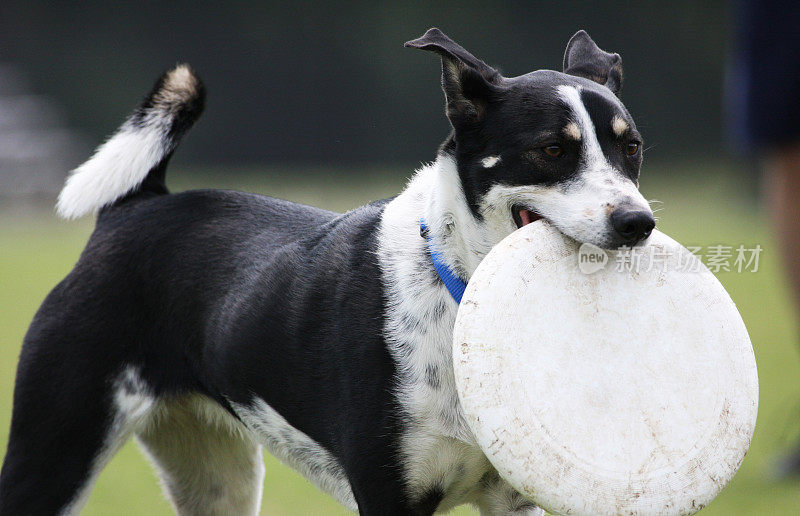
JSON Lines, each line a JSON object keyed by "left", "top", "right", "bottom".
{"left": 453, "top": 222, "right": 758, "bottom": 516}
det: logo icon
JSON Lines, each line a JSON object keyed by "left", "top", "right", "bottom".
{"left": 578, "top": 242, "right": 608, "bottom": 274}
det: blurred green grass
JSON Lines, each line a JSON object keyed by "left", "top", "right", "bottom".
{"left": 1, "top": 162, "right": 799, "bottom": 514}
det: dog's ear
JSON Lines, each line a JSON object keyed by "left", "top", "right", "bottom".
{"left": 563, "top": 30, "right": 623, "bottom": 95}
{"left": 406, "top": 28, "right": 501, "bottom": 127}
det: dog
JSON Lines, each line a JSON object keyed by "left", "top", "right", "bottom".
{"left": 0, "top": 28, "right": 654, "bottom": 515}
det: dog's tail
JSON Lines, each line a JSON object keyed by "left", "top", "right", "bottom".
{"left": 56, "top": 64, "right": 205, "bottom": 219}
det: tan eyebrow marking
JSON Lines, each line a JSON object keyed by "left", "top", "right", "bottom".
{"left": 563, "top": 122, "right": 581, "bottom": 140}
{"left": 612, "top": 115, "right": 629, "bottom": 136}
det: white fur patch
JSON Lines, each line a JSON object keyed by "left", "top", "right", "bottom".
{"left": 61, "top": 367, "right": 155, "bottom": 515}
{"left": 481, "top": 155, "right": 501, "bottom": 168}
{"left": 230, "top": 398, "right": 357, "bottom": 512}
{"left": 376, "top": 158, "right": 546, "bottom": 513}
{"left": 137, "top": 395, "right": 264, "bottom": 516}
{"left": 558, "top": 85, "right": 606, "bottom": 170}
{"left": 423, "top": 156, "right": 496, "bottom": 277}
{"left": 563, "top": 122, "right": 581, "bottom": 140}
{"left": 612, "top": 115, "right": 629, "bottom": 136}
{"left": 379, "top": 161, "right": 485, "bottom": 499}
{"left": 56, "top": 128, "right": 167, "bottom": 219}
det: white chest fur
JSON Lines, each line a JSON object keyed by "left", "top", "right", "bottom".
{"left": 377, "top": 162, "right": 493, "bottom": 509}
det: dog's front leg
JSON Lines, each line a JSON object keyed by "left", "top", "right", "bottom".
{"left": 473, "top": 469, "right": 544, "bottom": 516}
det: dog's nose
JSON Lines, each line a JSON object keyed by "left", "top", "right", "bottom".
{"left": 610, "top": 207, "right": 655, "bottom": 246}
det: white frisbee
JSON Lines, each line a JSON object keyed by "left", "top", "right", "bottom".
{"left": 453, "top": 222, "right": 758, "bottom": 516}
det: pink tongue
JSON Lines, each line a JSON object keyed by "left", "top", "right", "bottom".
{"left": 519, "top": 209, "right": 540, "bottom": 226}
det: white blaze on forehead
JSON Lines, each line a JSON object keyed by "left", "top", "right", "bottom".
{"left": 557, "top": 85, "right": 608, "bottom": 170}
{"left": 563, "top": 122, "right": 581, "bottom": 140}
{"left": 481, "top": 156, "right": 501, "bottom": 168}
{"left": 612, "top": 115, "right": 629, "bottom": 136}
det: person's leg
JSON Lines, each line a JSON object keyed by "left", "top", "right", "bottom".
{"left": 764, "top": 142, "right": 800, "bottom": 478}
{"left": 765, "top": 144, "right": 800, "bottom": 303}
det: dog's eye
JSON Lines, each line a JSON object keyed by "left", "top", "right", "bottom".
{"left": 626, "top": 142, "right": 640, "bottom": 156}
{"left": 543, "top": 145, "right": 563, "bottom": 158}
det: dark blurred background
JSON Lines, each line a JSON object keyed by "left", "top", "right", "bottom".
{"left": 0, "top": 0, "right": 729, "bottom": 180}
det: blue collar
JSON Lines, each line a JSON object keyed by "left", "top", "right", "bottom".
{"left": 420, "top": 219, "right": 467, "bottom": 304}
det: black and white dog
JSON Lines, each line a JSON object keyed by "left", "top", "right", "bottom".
{"left": 0, "top": 29, "right": 654, "bottom": 515}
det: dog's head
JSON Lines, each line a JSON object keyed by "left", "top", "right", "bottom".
{"left": 407, "top": 28, "right": 654, "bottom": 249}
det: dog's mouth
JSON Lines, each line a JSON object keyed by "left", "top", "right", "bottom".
{"left": 512, "top": 205, "right": 543, "bottom": 229}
